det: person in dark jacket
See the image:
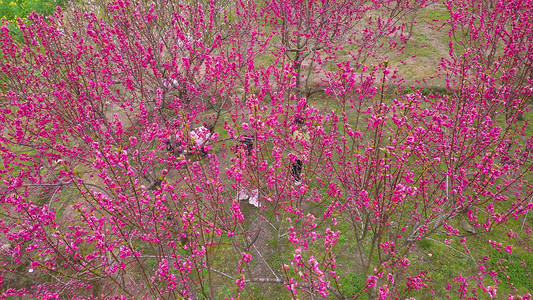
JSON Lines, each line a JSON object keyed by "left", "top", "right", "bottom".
{"left": 291, "top": 117, "right": 309, "bottom": 186}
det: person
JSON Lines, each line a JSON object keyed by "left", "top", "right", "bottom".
{"left": 235, "top": 129, "right": 260, "bottom": 207}
{"left": 247, "top": 188, "right": 260, "bottom": 207}
{"left": 189, "top": 123, "right": 214, "bottom": 156}
{"left": 239, "top": 134, "right": 254, "bottom": 156}
{"left": 291, "top": 117, "right": 310, "bottom": 186}
{"left": 164, "top": 134, "right": 187, "bottom": 162}
{"left": 165, "top": 139, "right": 174, "bottom": 153}
{"left": 164, "top": 123, "right": 213, "bottom": 158}
{"left": 164, "top": 134, "right": 183, "bottom": 156}
{"left": 291, "top": 158, "right": 303, "bottom": 185}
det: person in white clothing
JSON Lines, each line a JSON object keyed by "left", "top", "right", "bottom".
{"left": 164, "top": 123, "right": 214, "bottom": 158}
{"left": 189, "top": 124, "right": 214, "bottom": 155}
{"left": 235, "top": 126, "right": 260, "bottom": 207}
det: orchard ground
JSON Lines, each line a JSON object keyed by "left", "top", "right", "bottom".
{"left": 0, "top": 0, "right": 532, "bottom": 299}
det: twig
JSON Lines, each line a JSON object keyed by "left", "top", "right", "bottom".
{"left": 426, "top": 237, "right": 476, "bottom": 263}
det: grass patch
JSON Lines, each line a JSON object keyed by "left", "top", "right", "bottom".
{"left": 489, "top": 250, "right": 533, "bottom": 293}
{"left": 339, "top": 272, "right": 367, "bottom": 299}
{"left": 419, "top": 4, "right": 451, "bottom": 22}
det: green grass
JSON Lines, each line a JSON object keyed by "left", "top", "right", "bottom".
{"left": 339, "top": 272, "right": 367, "bottom": 299}
{"left": 489, "top": 249, "right": 533, "bottom": 293}
{"left": 255, "top": 51, "right": 277, "bottom": 68}
{"left": 410, "top": 212, "right": 533, "bottom": 298}
{"left": 419, "top": 4, "right": 451, "bottom": 22}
